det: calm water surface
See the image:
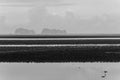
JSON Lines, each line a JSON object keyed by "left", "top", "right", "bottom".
{"left": 0, "top": 63, "right": 120, "bottom": 80}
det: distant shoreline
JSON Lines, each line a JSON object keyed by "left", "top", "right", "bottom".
{"left": 0, "top": 34, "right": 120, "bottom": 38}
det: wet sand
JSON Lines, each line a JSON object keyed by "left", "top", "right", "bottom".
{"left": 0, "top": 63, "right": 120, "bottom": 80}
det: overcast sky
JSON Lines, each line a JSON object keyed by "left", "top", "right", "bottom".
{"left": 1, "top": 0, "right": 120, "bottom": 15}
{"left": 0, "top": 0, "right": 120, "bottom": 34}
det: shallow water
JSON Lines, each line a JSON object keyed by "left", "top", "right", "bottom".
{"left": 0, "top": 63, "right": 120, "bottom": 80}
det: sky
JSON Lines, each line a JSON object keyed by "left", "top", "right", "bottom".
{"left": 1, "top": 0, "right": 120, "bottom": 16}
{"left": 1, "top": 0, "right": 120, "bottom": 15}
{"left": 0, "top": 0, "right": 120, "bottom": 34}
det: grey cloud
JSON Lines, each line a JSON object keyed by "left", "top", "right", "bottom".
{"left": 0, "top": 0, "right": 61, "bottom": 3}
{"left": 0, "top": 0, "right": 67, "bottom": 7}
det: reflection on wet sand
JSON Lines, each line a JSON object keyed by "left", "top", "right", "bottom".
{"left": 0, "top": 63, "right": 120, "bottom": 80}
